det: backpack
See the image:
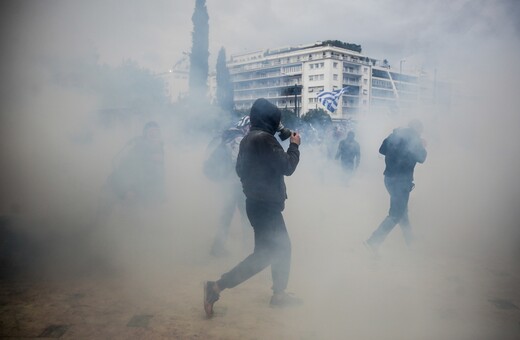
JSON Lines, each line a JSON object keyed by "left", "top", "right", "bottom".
{"left": 203, "top": 139, "right": 233, "bottom": 181}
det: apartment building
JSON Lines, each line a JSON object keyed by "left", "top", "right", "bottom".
{"left": 226, "top": 41, "right": 429, "bottom": 119}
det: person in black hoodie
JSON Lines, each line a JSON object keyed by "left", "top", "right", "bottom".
{"left": 365, "top": 119, "right": 427, "bottom": 256}
{"left": 335, "top": 130, "right": 361, "bottom": 180}
{"left": 95, "top": 121, "right": 165, "bottom": 224}
{"left": 204, "top": 98, "right": 301, "bottom": 317}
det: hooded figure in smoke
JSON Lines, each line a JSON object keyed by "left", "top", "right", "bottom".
{"left": 335, "top": 130, "right": 361, "bottom": 179}
{"left": 204, "top": 98, "right": 302, "bottom": 317}
{"left": 209, "top": 116, "right": 253, "bottom": 257}
{"left": 94, "top": 121, "right": 165, "bottom": 227}
{"left": 365, "top": 119, "right": 427, "bottom": 256}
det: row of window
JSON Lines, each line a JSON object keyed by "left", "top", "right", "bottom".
{"left": 231, "top": 49, "right": 376, "bottom": 73}
{"left": 372, "top": 78, "right": 393, "bottom": 89}
{"left": 309, "top": 62, "right": 325, "bottom": 69}
{"left": 234, "top": 80, "right": 301, "bottom": 90}
{"left": 309, "top": 74, "right": 325, "bottom": 81}
{"left": 343, "top": 77, "right": 363, "bottom": 85}
{"left": 372, "top": 88, "right": 396, "bottom": 98}
{"left": 308, "top": 86, "right": 324, "bottom": 93}
{"left": 308, "top": 98, "right": 368, "bottom": 106}
{"left": 282, "top": 66, "right": 302, "bottom": 74}
{"left": 343, "top": 66, "right": 359, "bottom": 74}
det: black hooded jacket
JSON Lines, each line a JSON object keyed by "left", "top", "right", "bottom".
{"left": 379, "top": 127, "right": 427, "bottom": 181}
{"left": 236, "top": 98, "right": 300, "bottom": 204}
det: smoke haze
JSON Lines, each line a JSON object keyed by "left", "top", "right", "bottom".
{"left": 0, "top": 0, "right": 519, "bottom": 339}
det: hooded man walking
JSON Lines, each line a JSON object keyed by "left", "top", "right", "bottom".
{"left": 365, "top": 119, "right": 427, "bottom": 256}
{"left": 204, "top": 98, "right": 301, "bottom": 317}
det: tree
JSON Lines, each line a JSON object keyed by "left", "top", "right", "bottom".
{"left": 280, "top": 108, "right": 300, "bottom": 130}
{"left": 321, "top": 40, "right": 362, "bottom": 53}
{"left": 189, "top": 0, "right": 209, "bottom": 98}
{"left": 216, "top": 47, "right": 234, "bottom": 113}
{"left": 302, "top": 108, "right": 332, "bottom": 129}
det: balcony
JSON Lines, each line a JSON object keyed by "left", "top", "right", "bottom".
{"left": 343, "top": 79, "right": 360, "bottom": 86}
{"left": 342, "top": 70, "right": 362, "bottom": 77}
{"left": 232, "top": 71, "right": 302, "bottom": 83}
{"left": 234, "top": 79, "right": 302, "bottom": 92}
{"left": 229, "top": 60, "right": 302, "bottom": 74}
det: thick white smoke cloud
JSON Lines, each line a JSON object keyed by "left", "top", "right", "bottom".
{"left": 0, "top": 1, "right": 519, "bottom": 339}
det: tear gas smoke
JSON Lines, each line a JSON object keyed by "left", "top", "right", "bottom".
{"left": 0, "top": 1, "right": 519, "bottom": 339}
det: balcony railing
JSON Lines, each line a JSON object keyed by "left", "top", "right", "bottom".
{"left": 343, "top": 79, "right": 360, "bottom": 86}
{"left": 233, "top": 72, "right": 302, "bottom": 82}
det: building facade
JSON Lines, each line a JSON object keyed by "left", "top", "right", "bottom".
{"left": 226, "top": 41, "right": 431, "bottom": 119}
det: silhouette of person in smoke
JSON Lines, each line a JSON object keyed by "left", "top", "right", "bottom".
{"left": 95, "top": 121, "right": 165, "bottom": 226}
{"left": 209, "top": 116, "right": 252, "bottom": 257}
{"left": 365, "top": 119, "right": 427, "bottom": 256}
{"left": 335, "top": 130, "right": 360, "bottom": 179}
{"left": 204, "top": 98, "right": 302, "bottom": 318}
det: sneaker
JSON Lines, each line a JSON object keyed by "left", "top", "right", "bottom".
{"left": 269, "top": 292, "right": 303, "bottom": 308}
{"left": 204, "top": 281, "right": 220, "bottom": 318}
{"left": 363, "top": 241, "right": 380, "bottom": 259}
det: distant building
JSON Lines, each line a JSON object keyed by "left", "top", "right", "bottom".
{"left": 226, "top": 41, "right": 436, "bottom": 119}
{"left": 159, "top": 55, "right": 190, "bottom": 103}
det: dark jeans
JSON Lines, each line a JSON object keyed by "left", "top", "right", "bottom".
{"left": 367, "top": 176, "right": 414, "bottom": 247}
{"left": 217, "top": 199, "right": 291, "bottom": 294}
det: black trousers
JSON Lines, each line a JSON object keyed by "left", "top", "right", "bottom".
{"left": 367, "top": 176, "right": 414, "bottom": 247}
{"left": 217, "top": 199, "right": 291, "bottom": 293}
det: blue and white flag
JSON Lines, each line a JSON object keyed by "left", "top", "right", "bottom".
{"left": 316, "top": 87, "right": 349, "bottom": 113}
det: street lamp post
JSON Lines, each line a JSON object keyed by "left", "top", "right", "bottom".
{"left": 399, "top": 59, "right": 406, "bottom": 74}
{"left": 283, "top": 84, "right": 303, "bottom": 117}
{"left": 293, "top": 84, "right": 302, "bottom": 118}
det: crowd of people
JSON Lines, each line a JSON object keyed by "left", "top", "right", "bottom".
{"left": 200, "top": 98, "right": 426, "bottom": 317}
{"left": 92, "top": 97, "right": 427, "bottom": 319}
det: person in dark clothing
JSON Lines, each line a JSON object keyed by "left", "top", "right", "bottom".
{"left": 95, "top": 121, "right": 165, "bottom": 226}
{"left": 335, "top": 130, "right": 361, "bottom": 177}
{"left": 89, "top": 121, "right": 165, "bottom": 269}
{"left": 365, "top": 119, "right": 427, "bottom": 256}
{"left": 210, "top": 116, "right": 252, "bottom": 257}
{"left": 204, "top": 98, "right": 301, "bottom": 318}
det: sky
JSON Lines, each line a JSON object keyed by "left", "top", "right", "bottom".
{"left": 1, "top": 0, "right": 519, "bottom": 78}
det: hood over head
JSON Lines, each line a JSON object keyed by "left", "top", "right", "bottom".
{"left": 250, "top": 98, "right": 281, "bottom": 135}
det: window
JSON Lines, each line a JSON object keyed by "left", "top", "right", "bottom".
{"left": 333, "top": 74, "right": 338, "bottom": 81}
{"left": 333, "top": 62, "right": 338, "bottom": 68}
{"left": 373, "top": 79, "right": 393, "bottom": 88}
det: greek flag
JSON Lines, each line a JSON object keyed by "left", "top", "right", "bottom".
{"left": 316, "top": 87, "right": 349, "bottom": 113}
